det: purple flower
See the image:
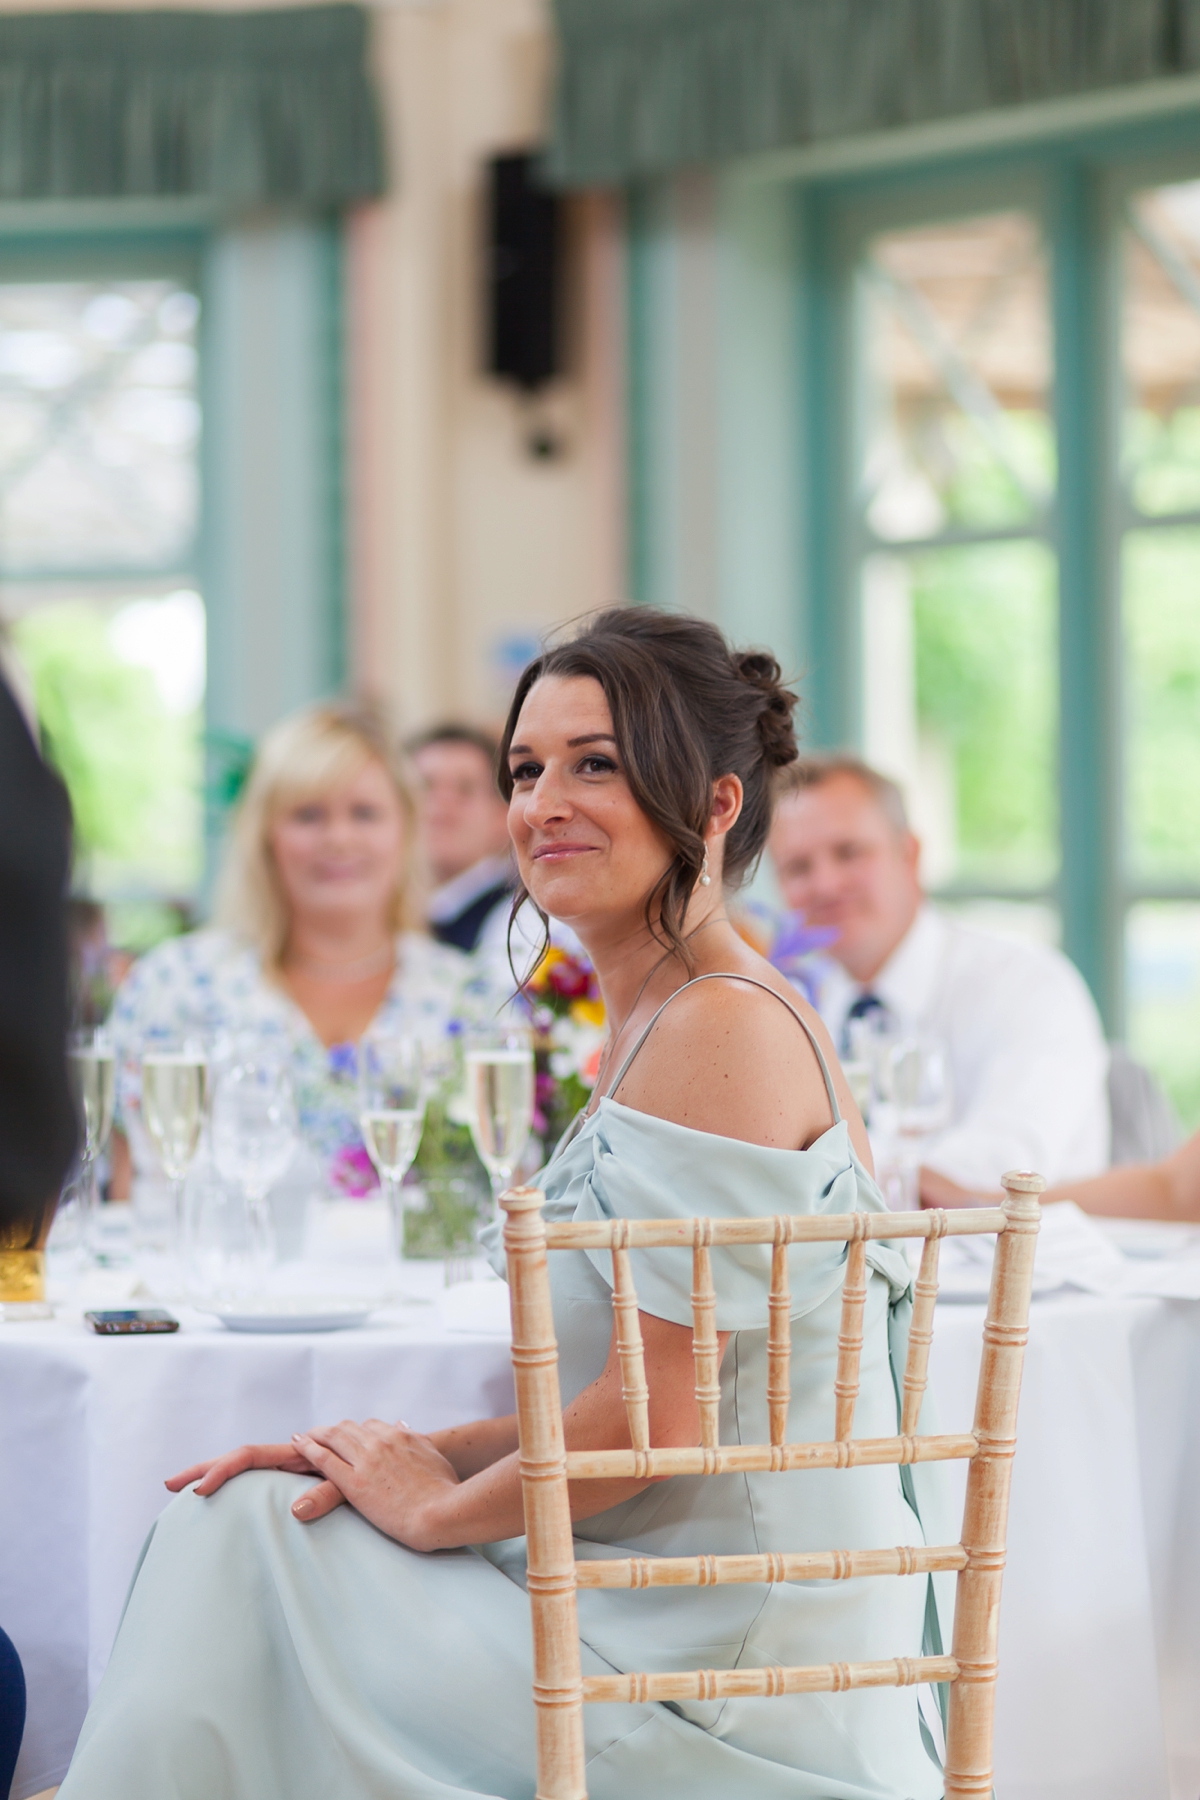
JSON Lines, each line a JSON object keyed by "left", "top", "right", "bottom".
{"left": 327, "top": 1041, "right": 358, "bottom": 1080}
{"left": 769, "top": 913, "right": 839, "bottom": 1004}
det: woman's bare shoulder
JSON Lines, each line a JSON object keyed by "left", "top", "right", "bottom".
{"left": 612, "top": 972, "right": 842, "bottom": 1152}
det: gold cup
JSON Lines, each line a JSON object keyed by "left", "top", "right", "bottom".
{"left": 0, "top": 1247, "right": 46, "bottom": 1305}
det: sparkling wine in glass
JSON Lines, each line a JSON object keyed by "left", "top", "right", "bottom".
{"left": 357, "top": 1036, "right": 427, "bottom": 1256}
{"left": 210, "top": 1061, "right": 298, "bottom": 1282}
{"left": 141, "top": 1049, "right": 207, "bottom": 1248}
{"left": 67, "top": 1029, "right": 116, "bottom": 1256}
{"left": 465, "top": 1032, "right": 534, "bottom": 1218}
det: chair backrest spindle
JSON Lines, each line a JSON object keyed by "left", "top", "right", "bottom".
{"left": 943, "top": 1172, "right": 1043, "bottom": 1799}
{"left": 610, "top": 1226, "right": 650, "bottom": 1452}
{"left": 767, "top": 1218, "right": 794, "bottom": 1445}
{"left": 502, "top": 1187, "right": 587, "bottom": 1800}
{"left": 691, "top": 1222, "right": 721, "bottom": 1450}
{"left": 901, "top": 1211, "right": 947, "bottom": 1436}
{"left": 833, "top": 1224, "right": 869, "bottom": 1440}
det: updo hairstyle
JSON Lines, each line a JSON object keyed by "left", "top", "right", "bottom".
{"left": 497, "top": 609, "right": 798, "bottom": 964}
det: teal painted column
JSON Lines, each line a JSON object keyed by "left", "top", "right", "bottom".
{"left": 714, "top": 173, "right": 803, "bottom": 673}
{"left": 625, "top": 180, "right": 676, "bottom": 611}
{"left": 797, "top": 188, "right": 858, "bottom": 749}
{"left": 1051, "top": 161, "right": 1122, "bottom": 1028}
{"left": 200, "top": 213, "right": 347, "bottom": 886}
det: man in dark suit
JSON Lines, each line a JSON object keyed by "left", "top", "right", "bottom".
{"left": 409, "top": 724, "right": 514, "bottom": 956}
{"left": 0, "top": 671, "right": 76, "bottom": 1798}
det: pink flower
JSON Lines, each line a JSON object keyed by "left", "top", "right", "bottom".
{"left": 330, "top": 1143, "right": 380, "bottom": 1198}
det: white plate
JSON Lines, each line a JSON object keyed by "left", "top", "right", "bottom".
{"left": 203, "top": 1297, "right": 375, "bottom": 1334}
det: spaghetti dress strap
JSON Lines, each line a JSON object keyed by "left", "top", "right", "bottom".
{"left": 600, "top": 972, "right": 842, "bottom": 1124}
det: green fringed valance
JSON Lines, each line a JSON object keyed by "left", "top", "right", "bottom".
{"left": 548, "top": 0, "right": 1200, "bottom": 186}
{"left": 0, "top": 5, "right": 383, "bottom": 204}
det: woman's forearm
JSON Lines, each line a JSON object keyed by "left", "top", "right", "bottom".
{"left": 413, "top": 1316, "right": 731, "bottom": 1551}
{"left": 415, "top": 1398, "right": 671, "bottom": 1550}
{"left": 1040, "top": 1163, "right": 1175, "bottom": 1218}
{"left": 426, "top": 1415, "right": 519, "bottom": 1479}
{"left": 920, "top": 1139, "right": 1200, "bottom": 1222}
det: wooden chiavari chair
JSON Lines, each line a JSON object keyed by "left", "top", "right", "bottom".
{"left": 501, "top": 1169, "right": 1043, "bottom": 1800}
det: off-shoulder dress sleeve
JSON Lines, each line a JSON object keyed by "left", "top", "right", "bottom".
{"left": 527, "top": 1099, "right": 911, "bottom": 1332}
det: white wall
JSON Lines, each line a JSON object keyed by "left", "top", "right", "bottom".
{"left": 346, "top": 0, "right": 625, "bottom": 730}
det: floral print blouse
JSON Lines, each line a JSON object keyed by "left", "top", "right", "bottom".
{"left": 109, "top": 928, "right": 500, "bottom": 1195}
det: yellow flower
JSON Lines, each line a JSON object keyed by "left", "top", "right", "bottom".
{"left": 570, "top": 997, "right": 606, "bottom": 1028}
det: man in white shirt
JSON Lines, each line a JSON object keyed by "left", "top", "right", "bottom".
{"left": 766, "top": 754, "right": 1110, "bottom": 1197}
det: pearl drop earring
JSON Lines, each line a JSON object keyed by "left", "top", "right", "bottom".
{"left": 699, "top": 846, "right": 712, "bottom": 887}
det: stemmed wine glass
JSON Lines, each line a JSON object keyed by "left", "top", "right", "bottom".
{"left": 465, "top": 1028, "right": 534, "bottom": 1220}
{"left": 140, "top": 1045, "right": 208, "bottom": 1251}
{"left": 884, "top": 1037, "right": 952, "bottom": 1211}
{"left": 357, "top": 1035, "right": 427, "bottom": 1257}
{"left": 210, "top": 1061, "right": 299, "bottom": 1282}
{"left": 67, "top": 1028, "right": 116, "bottom": 1257}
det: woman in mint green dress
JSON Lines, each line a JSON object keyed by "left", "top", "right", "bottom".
{"left": 59, "top": 610, "right": 945, "bottom": 1800}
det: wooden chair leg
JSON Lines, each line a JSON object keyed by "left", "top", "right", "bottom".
{"left": 944, "top": 1172, "right": 1042, "bottom": 1798}
{"left": 503, "top": 1187, "right": 588, "bottom": 1800}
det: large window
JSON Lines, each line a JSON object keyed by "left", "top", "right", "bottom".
{"left": 0, "top": 252, "right": 205, "bottom": 936}
{"left": 857, "top": 208, "right": 1060, "bottom": 946}
{"left": 793, "top": 129, "right": 1200, "bottom": 1129}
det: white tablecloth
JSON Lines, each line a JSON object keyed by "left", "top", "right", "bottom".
{"left": 3, "top": 1215, "right": 1199, "bottom": 1800}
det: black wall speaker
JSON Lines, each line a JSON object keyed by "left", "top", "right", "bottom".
{"left": 487, "top": 151, "right": 562, "bottom": 392}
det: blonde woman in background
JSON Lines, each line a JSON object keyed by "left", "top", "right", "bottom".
{"left": 110, "top": 702, "right": 495, "bottom": 1201}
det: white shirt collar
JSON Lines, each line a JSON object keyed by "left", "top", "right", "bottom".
{"left": 869, "top": 902, "right": 949, "bottom": 1025}
{"left": 426, "top": 853, "right": 514, "bottom": 925}
{"left": 812, "top": 901, "right": 947, "bottom": 1037}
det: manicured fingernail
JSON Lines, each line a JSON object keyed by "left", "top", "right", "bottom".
{"left": 293, "top": 1499, "right": 314, "bottom": 1519}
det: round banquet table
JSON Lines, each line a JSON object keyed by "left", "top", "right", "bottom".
{"left": 2, "top": 1205, "right": 1199, "bottom": 1800}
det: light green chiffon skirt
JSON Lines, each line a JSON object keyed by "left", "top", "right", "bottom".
{"left": 58, "top": 1470, "right": 937, "bottom": 1800}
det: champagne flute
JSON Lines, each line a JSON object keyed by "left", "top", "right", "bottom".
{"left": 465, "top": 1029, "right": 534, "bottom": 1220}
{"left": 141, "top": 1047, "right": 208, "bottom": 1249}
{"left": 210, "top": 1061, "right": 298, "bottom": 1283}
{"left": 358, "top": 1036, "right": 427, "bottom": 1257}
{"left": 67, "top": 1028, "right": 116, "bottom": 1257}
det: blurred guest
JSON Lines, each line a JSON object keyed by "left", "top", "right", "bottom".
{"left": 0, "top": 1627, "right": 23, "bottom": 1800}
{"left": 109, "top": 703, "right": 494, "bottom": 1199}
{"left": 409, "top": 720, "right": 586, "bottom": 987}
{"left": 408, "top": 724, "right": 513, "bottom": 953}
{"left": 922, "top": 1135, "right": 1200, "bottom": 1219}
{"left": 0, "top": 674, "right": 75, "bottom": 1795}
{"left": 0, "top": 674, "right": 76, "bottom": 1241}
{"left": 768, "top": 753, "right": 1108, "bottom": 1197}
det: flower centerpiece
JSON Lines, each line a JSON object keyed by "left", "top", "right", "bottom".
{"left": 522, "top": 946, "right": 607, "bottom": 1155}
{"left": 325, "top": 1032, "right": 491, "bottom": 1258}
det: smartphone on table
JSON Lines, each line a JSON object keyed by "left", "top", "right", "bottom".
{"left": 85, "top": 1309, "right": 179, "bottom": 1335}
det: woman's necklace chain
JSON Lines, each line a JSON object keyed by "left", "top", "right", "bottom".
{"left": 287, "top": 941, "right": 395, "bottom": 984}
